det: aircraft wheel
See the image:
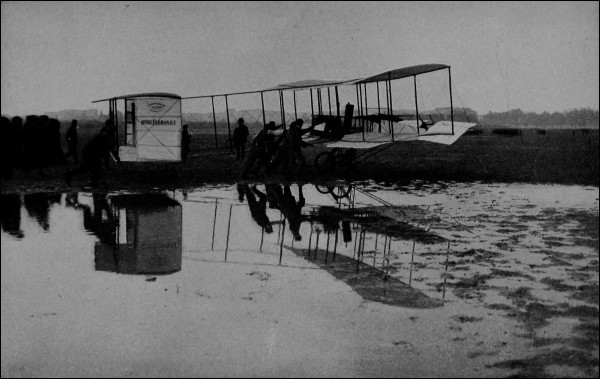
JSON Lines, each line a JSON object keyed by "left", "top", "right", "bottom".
{"left": 332, "top": 149, "right": 356, "bottom": 175}
{"left": 315, "top": 185, "right": 333, "bottom": 194}
{"left": 330, "top": 185, "right": 352, "bottom": 199}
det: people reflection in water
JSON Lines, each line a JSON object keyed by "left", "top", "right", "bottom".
{"left": 316, "top": 208, "right": 341, "bottom": 234}
{"left": 64, "top": 192, "right": 79, "bottom": 209}
{"left": 67, "top": 192, "right": 115, "bottom": 245}
{"left": 267, "top": 184, "right": 305, "bottom": 240}
{"left": 236, "top": 183, "right": 246, "bottom": 203}
{"left": 1, "top": 194, "right": 24, "bottom": 238}
{"left": 23, "top": 193, "right": 60, "bottom": 232}
{"left": 82, "top": 193, "right": 116, "bottom": 245}
{"left": 239, "top": 183, "right": 273, "bottom": 233}
{"left": 342, "top": 220, "right": 352, "bottom": 243}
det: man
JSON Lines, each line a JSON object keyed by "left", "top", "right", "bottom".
{"left": 64, "top": 119, "right": 79, "bottom": 164}
{"left": 241, "top": 121, "right": 282, "bottom": 178}
{"left": 269, "top": 119, "right": 313, "bottom": 175}
{"left": 66, "top": 120, "right": 116, "bottom": 186}
{"left": 232, "top": 117, "right": 249, "bottom": 161}
{"left": 181, "top": 124, "right": 191, "bottom": 161}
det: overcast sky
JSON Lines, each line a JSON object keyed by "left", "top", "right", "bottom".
{"left": 1, "top": 1, "right": 598, "bottom": 116}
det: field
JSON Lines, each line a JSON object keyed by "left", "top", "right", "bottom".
{"left": 2, "top": 124, "right": 598, "bottom": 377}
{"left": 1, "top": 122, "right": 598, "bottom": 193}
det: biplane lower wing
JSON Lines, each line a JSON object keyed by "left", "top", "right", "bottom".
{"left": 325, "top": 140, "right": 393, "bottom": 149}
{"left": 416, "top": 121, "right": 477, "bottom": 145}
{"left": 321, "top": 121, "right": 477, "bottom": 149}
{"left": 325, "top": 132, "right": 397, "bottom": 149}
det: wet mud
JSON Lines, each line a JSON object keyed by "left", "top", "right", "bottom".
{"left": 287, "top": 245, "right": 443, "bottom": 309}
{"left": 1, "top": 181, "right": 598, "bottom": 377}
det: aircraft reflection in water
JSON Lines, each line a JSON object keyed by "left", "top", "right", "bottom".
{"left": 2, "top": 186, "right": 452, "bottom": 305}
{"left": 184, "top": 183, "right": 452, "bottom": 307}
{"left": 66, "top": 192, "right": 183, "bottom": 275}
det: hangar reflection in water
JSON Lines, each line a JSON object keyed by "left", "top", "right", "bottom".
{"left": 73, "top": 193, "right": 182, "bottom": 275}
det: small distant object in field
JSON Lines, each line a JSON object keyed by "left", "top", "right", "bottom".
{"left": 466, "top": 128, "right": 483, "bottom": 135}
{"left": 492, "top": 128, "right": 522, "bottom": 136}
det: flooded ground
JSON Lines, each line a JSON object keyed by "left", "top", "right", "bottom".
{"left": 1, "top": 181, "right": 598, "bottom": 377}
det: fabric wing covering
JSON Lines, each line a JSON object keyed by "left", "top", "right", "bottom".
{"left": 416, "top": 121, "right": 477, "bottom": 145}
{"left": 323, "top": 121, "right": 476, "bottom": 149}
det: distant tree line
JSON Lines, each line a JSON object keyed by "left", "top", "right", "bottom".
{"left": 481, "top": 108, "right": 599, "bottom": 127}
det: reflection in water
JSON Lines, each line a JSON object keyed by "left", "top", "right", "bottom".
{"left": 23, "top": 193, "right": 61, "bottom": 232}
{"left": 69, "top": 193, "right": 183, "bottom": 275}
{"left": 197, "top": 183, "right": 449, "bottom": 306}
{"left": 238, "top": 183, "right": 273, "bottom": 233}
{"left": 1, "top": 194, "right": 24, "bottom": 239}
{"left": 3, "top": 184, "right": 446, "bottom": 303}
{"left": 267, "top": 184, "right": 306, "bottom": 240}
{"left": 3, "top": 182, "right": 598, "bottom": 376}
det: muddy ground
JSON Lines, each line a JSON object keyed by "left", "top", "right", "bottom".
{"left": 1, "top": 128, "right": 598, "bottom": 377}
{"left": 1, "top": 128, "right": 598, "bottom": 194}
{"left": 2, "top": 182, "right": 598, "bottom": 377}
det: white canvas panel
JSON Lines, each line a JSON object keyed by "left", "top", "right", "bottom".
{"left": 136, "top": 130, "right": 181, "bottom": 147}
{"left": 417, "top": 121, "right": 476, "bottom": 145}
{"left": 392, "top": 121, "right": 419, "bottom": 135}
{"left": 313, "top": 122, "right": 326, "bottom": 132}
{"left": 118, "top": 146, "right": 138, "bottom": 162}
{"left": 131, "top": 98, "right": 181, "bottom": 117}
{"left": 326, "top": 141, "right": 392, "bottom": 149}
{"left": 137, "top": 145, "right": 181, "bottom": 161}
{"left": 341, "top": 132, "right": 393, "bottom": 143}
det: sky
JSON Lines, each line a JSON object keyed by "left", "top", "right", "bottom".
{"left": 1, "top": 1, "right": 598, "bottom": 117}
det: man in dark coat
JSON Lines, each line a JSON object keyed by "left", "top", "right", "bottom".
{"left": 241, "top": 121, "right": 282, "bottom": 178}
{"left": 66, "top": 120, "right": 115, "bottom": 186}
{"left": 269, "top": 119, "right": 313, "bottom": 175}
{"left": 49, "top": 118, "right": 66, "bottom": 165}
{"left": 64, "top": 119, "right": 79, "bottom": 164}
{"left": 181, "top": 124, "right": 191, "bottom": 161}
{"left": 232, "top": 117, "right": 249, "bottom": 161}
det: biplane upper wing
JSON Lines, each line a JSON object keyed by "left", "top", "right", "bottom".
{"left": 262, "top": 78, "right": 358, "bottom": 92}
{"left": 350, "top": 64, "right": 450, "bottom": 84}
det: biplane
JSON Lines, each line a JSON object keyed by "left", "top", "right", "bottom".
{"left": 259, "top": 64, "right": 478, "bottom": 173}
{"left": 92, "top": 64, "right": 476, "bottom": 171}
{"left": 179, "top": 63, "right": 477, "bottom": 174}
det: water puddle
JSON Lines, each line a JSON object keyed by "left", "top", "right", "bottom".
{"left": 2, "top": 181, "right": 598, "bottom": 377}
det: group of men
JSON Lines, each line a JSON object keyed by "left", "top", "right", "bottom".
{"left": 2, "top": 109, "right": 317, "bottom": 186}
{"left": 233, "top": 117, "right": 313, "bottom": 179}
{"left": 0, "top": 115, "right": 74, "bottom": 179}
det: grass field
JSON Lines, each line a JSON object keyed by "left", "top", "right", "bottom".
{"left": 1, "top": 123, "right": 598, "bottom": 193}
{"left": 181, "top": 127, "right": 599, "bottom": 186}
